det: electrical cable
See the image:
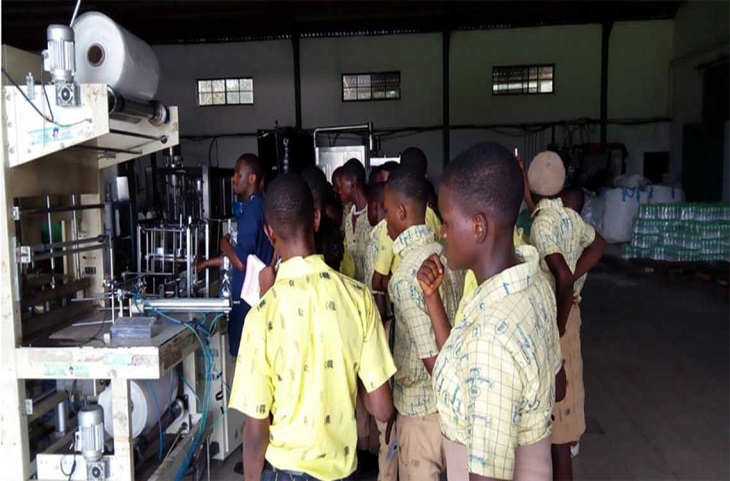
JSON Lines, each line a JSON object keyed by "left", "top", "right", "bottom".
{"left": 60, "top": 453, "right": 77, "bottom": 481}
{"left": 145, "top": 379, "right": 165, "bottom": 461}
{"left": 1, "top": 67, "right": 90, "bottom": 128}
{"left": 40, "top": 57, "right": 55, "bottom": 123}
{"left": 70, "top": 0, "right": 83, "bottom": 26}
{"left": 129, "top": 292, "right": 220, "bottom": 481}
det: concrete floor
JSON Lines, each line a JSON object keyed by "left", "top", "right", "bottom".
{"left": 209, "top": 259, "right": 730, "bottom": 480}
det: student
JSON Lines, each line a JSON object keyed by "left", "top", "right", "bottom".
{"left": 371, "top": 155, "right": 442, "bottom": 296}
{"left": 301, "top": 166, "right": 347, "bottom": 272}
{"left": 526, "top": 151, "right": 606, "bottom": 481}
{"left": 377, "top": 161, "right": 401, "bottom": 183}
{"left": 229, "top": 174, "right": 396, "bottom": 481}
{"left": 196, "top": 153, "right": 273, "bottom": 358}
{"left": 365, "top": 181, "right": 397, "bottom": 481}
{"left": 384, "top": 167, "right": 463, "bottom": 481}
{"left": 421, "top": 142, "right": 560, "bottom": 481}
{"left": 334, "top": 159, "right": 371, "bottom": 284}
{"left": 365, "top": 182, "right": 388, "bottom": 315}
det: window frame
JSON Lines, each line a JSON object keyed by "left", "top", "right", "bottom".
{"left": 491, "top": 64, "right": 555, "bottom": 96}
{"left": 341, "top": 71, "right": 401, "bottom": 102}
{"left": 196, "top": 77, "right": 254, "bottom": 107}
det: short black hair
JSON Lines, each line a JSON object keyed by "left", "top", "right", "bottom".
{"left": 441, "top": 142, "right": 523, "bottom": 227}
{"left": 300, "top": 166, "right": 330, "bottom": 210}
{"left": 316, "top": 216, "right": 345, "bottom": 270}
{"left": 331, "top": 166, "right": 343, "bottom": 182}
{"left": 385, "top": 166, "right": 428, "bottom": 216}
{"left": 367, "top": 181, "right": 385, "bottom": 205}
{"left": 237, "top": 153, "right": 263, "bottom": 179}
{"left": 341, "top": 158, "right": 367, "bottom": 187}
{"left": 380, "top": 161, "right": 400, "bottom": 175}
{"left": 264, "top": 173, "right": 314, "bottom": 241}
{"left": 400, "top": 147, "right": 428, "bottom": 176}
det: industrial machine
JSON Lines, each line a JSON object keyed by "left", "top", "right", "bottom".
{"left": 258, "top": 125, "right": 315, "bottom": 175}
{"left": 314, "top": 123, "right": 374, "bottom": 182}
{"left": 1, "top": 11, "right": 239, "bottom": 481}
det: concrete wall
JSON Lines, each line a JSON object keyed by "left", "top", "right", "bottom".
{"left": 153, "top": 40, "right": 295, "bottom": 166}
{"left": 670, "top": 0, "right": 730, "bottom": 182}
{"left": 152, "top": 19, "right": 681, "bottom": 181}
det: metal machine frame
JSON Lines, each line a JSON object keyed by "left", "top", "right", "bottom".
{"left": 0, "top": 44, "right": 224, "bottom": 481}
{"left": 314, "top": 123, "right": 373, "bottom": 182}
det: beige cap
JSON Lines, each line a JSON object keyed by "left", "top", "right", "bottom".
{"left": 527, "top": 151, "right": 566, "bottom": 196}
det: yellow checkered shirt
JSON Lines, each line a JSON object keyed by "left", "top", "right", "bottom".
{"left": 363, "top": 219, "right": 386, "bottom": 291}
{"left": 374, "top": 206, "right": 442, "bottom": 275}
{"left": 461, "top": 227, "right": 525, "bottom": 314}
{"left": 229, "top": 255, "right": 396, "bottom": 480}
{"left": 388, "top": 224, "right": 464, "bottom": 417}
{"left": 433, "top": 245, "right": 559, "bottom": 479}
{"left": 343, "top": 205, "right": 372, "bottom": 283}
{"left": 530, "top": 197, "right": 596, "bottom": 296}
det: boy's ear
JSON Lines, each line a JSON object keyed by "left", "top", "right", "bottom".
{"left": 264, "top": 223, "right": 275, "bottom": 245}
{"left": 313, "top": 208, "right": 322, "bottom": 233}
{"left": 472, "top": 213, "right": 488, "bottom": 244}
{"left": 398, "top": 203, "right": 407, "bottom": 222}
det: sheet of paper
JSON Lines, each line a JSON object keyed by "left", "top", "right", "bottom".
{"left": 241, "top": 254, "right": 266, "bottom": 307}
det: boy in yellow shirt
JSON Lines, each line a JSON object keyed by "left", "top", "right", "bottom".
{"left": 384, "top": 167, "right": 463, "bottom": 481}
{"left": 334, "top": 159, "right": 372, "bottom": 284}
{"left": 229, "top": 174, "right": 396, "bottom": 481}
{"left": 420, "top": 142, "right": 560, "bottom": 481}
{"left": 526, "top": 152, "right": 606, "bottom": 481}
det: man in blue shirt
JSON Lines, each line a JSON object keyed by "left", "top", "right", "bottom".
{"left": 198, "top": 153, "right": 274, "bottom": 357}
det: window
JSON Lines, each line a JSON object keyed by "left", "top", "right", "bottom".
{"left": 342, "top": 72, "right": 400, "bottom": 102}
{"left": 492, "top": 65, "right": 554, "bottom": 95}
{"left": 197, "top": 78, "right": 253, "bottom": 106}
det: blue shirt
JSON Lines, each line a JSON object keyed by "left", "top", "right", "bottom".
{"left": 232, "top": 192, "right": 274, "bottom": 307}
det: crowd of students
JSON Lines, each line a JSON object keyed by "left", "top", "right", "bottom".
{"left": 222, "top": 141, "right": 606, "bottom": 481}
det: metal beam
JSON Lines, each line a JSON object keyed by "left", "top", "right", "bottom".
{"left": 442, "top": 29, "right": 451, "bottom": 168}
{"left": 293, "top": 33, "right": 303, "bottom": 129}
{"left": 600, "top": 20, "right": 613, "bottom": 144}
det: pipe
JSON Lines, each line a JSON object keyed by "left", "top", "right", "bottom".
{"left": 46, "top": 196, "right": 55, "bottom": 287}
{"left": 55, "top": 399, "right": 68, "bottom": 435}
{"left": 107, "top": 88, "right": 168, "bottom": 126}
{"left": 20, "top": 203, "right": 104, "bottom": 216}
{"left": 72, "top": 144, "right": 142, "bottom": 155}
{"left": 144, "top": 298, "right": 231, "bottom": 313}
{"left": 71, "top": 195, "right": 81, "bottom": 279}
{"left": 33, "top": 242, "right": 107, "bottom": 261}
{"left": 31, "top": 234, "right": 106, "bottom": 253}
{"left": 600, "top": 21, "right": 613, "bottom": 144}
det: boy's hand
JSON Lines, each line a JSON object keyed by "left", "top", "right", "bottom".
{"left": 555, "top": 364, "right": 567, "bottom": 402}
{"left": 417, "top": 254, "right": 444, "bottom": 298}
{"left": 516, "top": 152, "right": 525, "bottom": 173}
{"left": 259, "top": 266, "right": 276, "bottom": 297}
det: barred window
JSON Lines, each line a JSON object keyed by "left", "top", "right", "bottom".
{"left": 492, "top": 65, "right": 554, "bottom": 95}
{"left": 198, "top": 78, "right": 254, "bottom": 106}
{"left": 342, "top": 72, "right": 400, "bottom": 102}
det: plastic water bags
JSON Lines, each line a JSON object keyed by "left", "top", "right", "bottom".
{"left": 602, "top": 187, "right": 643, "bottom": 243}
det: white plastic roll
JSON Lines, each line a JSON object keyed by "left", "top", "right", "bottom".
{"left": 73, "top": 11, "right": 160, "bottom": 100}
{"left": 98, "top": 370, "right": 179, "bottom": 438}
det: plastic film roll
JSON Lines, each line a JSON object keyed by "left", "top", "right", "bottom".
{"left": 73, "top": 11, "right": 160, "bottom": 100}
{"left": 98, "top": 370, "right": 179, "bottom": 438}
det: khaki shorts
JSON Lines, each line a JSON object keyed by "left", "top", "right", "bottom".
{"left": 552, "top": 303, "right": 586, "bottom": 444}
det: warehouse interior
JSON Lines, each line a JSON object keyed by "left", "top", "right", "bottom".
{"left": 0, "top": 1, "right": 727, "bottom": 480}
